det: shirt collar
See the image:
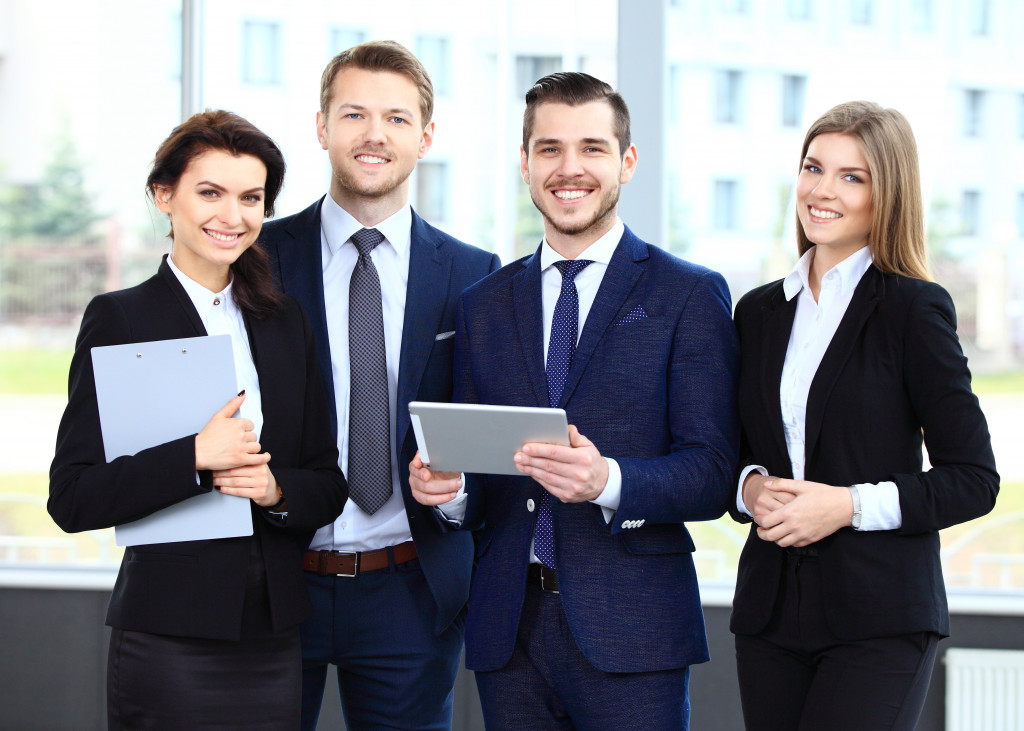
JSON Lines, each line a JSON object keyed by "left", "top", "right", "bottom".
{"left": 166, "top": 254, "right": 234, "bottom": 313}
{"left": 783, "top": 245, "right": 873, "bottom": 301}
{"left": 320, "top": 195, "right": 412, "bottom": 259}
{"left": 540, "top": 218, "right": 624, "bottom": 271}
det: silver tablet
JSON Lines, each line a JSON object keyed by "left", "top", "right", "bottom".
{"left": 408, "top": 401, "right": 569, "bottom": 476}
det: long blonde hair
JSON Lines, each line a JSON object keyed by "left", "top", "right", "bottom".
{"left": 796, "top": 101, "right": 930, "bottom": 281}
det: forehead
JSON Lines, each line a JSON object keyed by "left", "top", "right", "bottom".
{"left": 529, "top": 100, "right": 618, "bottom": 148}
{"left": 329, "top": 68, "right": 421, "bottom": 114}
{"left": 180, "top": 149, "right": 267, "bottom": 186}
{"left": 806, "top": 132, "right": 869, "bottom": 168}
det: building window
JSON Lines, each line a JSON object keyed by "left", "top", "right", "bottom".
{"left": 969, "top": 0, "right": 990, "bottom": 35}
{"left": 961, "top": 190, "right": 980, "bottom": 236}
{"left": 964, "top": 89, "right": 984, "bottom": 137}
{"left": 241, "top": 20, "right": 282, "bottom": 85}
{"left": 909, "top": 0, "right": 934, "bottom": 30}
{"left": 330, "top": 27, "right": 366, "bottom": 54}
{"left": 516, "top": 56, "right": 561, "bottom": 97}
{"left": 715, "top": 69, "right": 742, "bottom": 124}
{"left": 713, "top": 180, "right": 739, "bottom": 231}
{"left": 786, "top": 0, "right": 812, "bottom": 20}
{"left": 721, "top": 0, "right": 748, "bottom": 13}
{"left": 416, "top": 35, "right": 451, "bottom": 96}
{"left": 850, "top": 0, "right": 874, "bottom": 25}
{"left": 782, "top": 75, "right": 806, "bottom": 127}
{"left": 416, "top": 162, "right": 450, "bottom": 222}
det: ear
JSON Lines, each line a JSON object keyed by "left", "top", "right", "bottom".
{"left": 316, "top": 110, "right": 329, "bottom": 151}
{"left": 153, "top": 185, "right": 173, "bottom": 213}
{"left": 520, "top": 145, "right": 530, "bottom": 185}
{"left": 619, "top": 143, "right": 638, "bottom": 185}
{"left": 418, "top": 120, "right": 435, "bottom": 160}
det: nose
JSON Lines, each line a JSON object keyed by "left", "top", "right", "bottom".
{"left": 217, "top": 197, "right": 242, "bottom": 226}
{"left": 363, "top": 116, "right": 387, "bottom": 145}
{"left": 812, "top": 175, "right": 836, "bottom": 199}
{"left": 556, "top": 149, "right": 585, "bottom": 179}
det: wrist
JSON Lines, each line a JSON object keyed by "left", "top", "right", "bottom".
{"left": 847, "top": 485, "right": 862, "bottom": 529}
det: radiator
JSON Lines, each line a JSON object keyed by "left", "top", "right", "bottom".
{"left": 946, "top": 648, "right": 1024, "bottom": 731}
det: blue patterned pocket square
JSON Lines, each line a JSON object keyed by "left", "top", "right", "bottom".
{"left": 617, "top": 305, "right": 648, "bottom": 325}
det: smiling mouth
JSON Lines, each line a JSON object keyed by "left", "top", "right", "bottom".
{"left": 809, "top": 206, "right": 842, "bottom": 220}
{"left": 355, "top": 154, "right": 389, "bottom": 165}
{"left": 552, "top": 189, "right": 592, "bottom": 201}
{"left": 204, "top": 229, "right": 242, "bottom": 242}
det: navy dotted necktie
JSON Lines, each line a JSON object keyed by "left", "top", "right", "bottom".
{"left": 535, "top": 259, "right": 594, "bottom": 569}
{"left": 348, "top": 228, "right": 392, "bottom": 514}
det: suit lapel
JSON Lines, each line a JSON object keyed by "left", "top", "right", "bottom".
{"left": 804, "top": 267, "right": 882, "bottom": 463}
{"left": 558, "top": 228, "right": 645, "bottom": 408}
{"left": 512, "top": 249, "right": 550, "bottom": 408}
{"left": 156, "top": 257, "right": 209, "bottom": 337}
{"left": 759, "top": 284, "right": 796, "bottom": 470}
{"left": 396, "top": 213, "right": 451, "bottom": 450}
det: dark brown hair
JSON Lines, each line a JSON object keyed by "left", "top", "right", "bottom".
{"left": 797, "top": 101, "right": 930, "bottom": 281}
{"left": 146, "top": 109, "right": 285, "bottom": 317}
{"left": 523, "top": 72, "right": 631, "bottom": 157}
{"left": 320, "top": 40, "right": 433, "bottom": 126}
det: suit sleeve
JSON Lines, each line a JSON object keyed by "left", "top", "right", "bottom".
{"left": 893, "top": 283, "right": 999, "bottom": 534}
{"left": 48, "top": 295, "right": 212, "bottom": 533}
{"left": 259, "top": 303, "right": 348, "bottom": 532}
{"left": 727, "top": 290, "right": 757, "bottom": 524}
{"left": 452, "top": 293, "right": 488, "bottom": 532}
{"left": 612, "top": 270, "right": 740, "bottom": 531}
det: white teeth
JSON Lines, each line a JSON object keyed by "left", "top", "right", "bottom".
{"left": 357, "top": 155, "right": 387, "bottom": 164}
{"left": 810, "top": 207, "right": 842, "bottom": 219}
{"left": 553, "top": 190, "right": 589, "bottom": 200}
{"left": 205, "top": 230, "right": 240, "bottom": 242}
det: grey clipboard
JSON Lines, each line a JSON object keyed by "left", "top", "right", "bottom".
{"left": 408, "top": 401, "right": 569, "bottom": 476}
{"left": 91, "top": 334, "right": 253, "bottom": 546}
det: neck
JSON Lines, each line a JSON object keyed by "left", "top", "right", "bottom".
{"left": 807, "top": 244, "right": 867, "bottom": 300}
{"left": 169, "top": 252, "right": 230, "bottom": 293}
{"left": 329, "top": 181, "right": 408, "bottom": 228}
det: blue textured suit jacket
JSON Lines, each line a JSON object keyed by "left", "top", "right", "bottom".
{"left": 456, "top": 226, "right": 740, "bottom": 673}
{"left": 260, "top": 198, "right": 500, "bottom": 634}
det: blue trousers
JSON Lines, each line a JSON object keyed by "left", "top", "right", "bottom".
{"left": 299, "top": 558, "right": 466, "bottom": 731}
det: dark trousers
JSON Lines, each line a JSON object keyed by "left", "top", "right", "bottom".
{"left": 735, "top": 553, "right": 940, "bottom": 731}
{"left": 299, "top": 558, "right": 465, "bottom": 731}
{"left": 475, "top": 584, "right": 691, "bottom": 731}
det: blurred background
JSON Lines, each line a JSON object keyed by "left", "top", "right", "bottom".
{"left": 0, "top": 0, "right": 1022, "bottom": 727}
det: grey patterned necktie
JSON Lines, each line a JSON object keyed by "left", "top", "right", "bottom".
{"left": 348, "top": 227, "right": 392, "bottom": 514}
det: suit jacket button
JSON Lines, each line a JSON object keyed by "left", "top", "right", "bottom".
{"left": 527, "top": 499, "right": 536, "bottom": 512}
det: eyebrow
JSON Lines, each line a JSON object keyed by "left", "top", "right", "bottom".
{"left": 195, "top": 181, "right": 266, "bottom": 194}
{"left": 531, "top": 137, "right": 612, "bottom": 149}
{"left": 804, "top": 155, "right": 870, "bottom": 175}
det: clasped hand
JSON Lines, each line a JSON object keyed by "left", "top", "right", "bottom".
{"left": 194, "top": 392, "right": 279, "bottom": 507}
{"left": 743, "top": 474, "right": 853, "bottom": 547}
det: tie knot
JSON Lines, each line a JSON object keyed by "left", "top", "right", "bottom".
{"left": 351, "top": 228, "right": 385, "bottom": 259}
{"left": 553, "top": 259, "right": 594, "bottom": 282}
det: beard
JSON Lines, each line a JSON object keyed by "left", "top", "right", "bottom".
{"left": 531, "top": 180, "right": 621, "bottom": 239}
{"left": 330, "top": 147, "right": 413, "bottom": 199}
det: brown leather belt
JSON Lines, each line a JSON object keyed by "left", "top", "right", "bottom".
{"left": 526, "top": 564, "right": 559, "bottom": 593}
{"left": 303, "top": 541, "right": 417, "bottom": 578}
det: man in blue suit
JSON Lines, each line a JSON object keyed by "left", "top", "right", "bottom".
{"left": 410, "top": 72, "right": 739, "bottom": 729}
{"left": 260, "top": 41, "right": 499, "bottom": 730}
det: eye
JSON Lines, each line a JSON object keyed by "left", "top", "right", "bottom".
{"left": 389, "top": 116, "right": 408, "bottom": 125}
{"left": 242, "top": 194, "right": 263, "bottom": 204}
{"left": 803, "top": 164, "right": 822, "bottom": 174}
{"left": 843, "top": 173, "right": 864, "bottom": 183}
{"left": 344, "top": 112, "right": 362, "bottom": 120}
{"left": 198, "top": 189, "right": 219, "bottom": 199}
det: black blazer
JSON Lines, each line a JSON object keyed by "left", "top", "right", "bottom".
{"left": 730, "top": 266, "right": 998, "bottom": 641}
{"left": 49, "top": 259, "right": 348, "bottom": 641}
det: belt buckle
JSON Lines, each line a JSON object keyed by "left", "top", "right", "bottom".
{"left": 326, "top": 550, "right": 360, "bottom": 578}
{"left": 540, "top": 568, "right": 558, "bottom": 594}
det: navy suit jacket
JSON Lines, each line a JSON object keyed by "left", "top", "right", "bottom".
{"left": 49, "top": 259, "right": 348, "bottom": 641}
{"left": 456, "top": 226, "right": 740, "bottom": 673}
{"left": 260, "top": 198, "right": 500, "bottom": 633}
{"left": 730, "top": 268, "right": 999, "bottom": 640}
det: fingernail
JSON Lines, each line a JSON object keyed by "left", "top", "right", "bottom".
{"left": 514, "top": 454, "right": 523, "bottom": 463}
{"left": 238, "top": 389, "right": 245, "bottom": 397}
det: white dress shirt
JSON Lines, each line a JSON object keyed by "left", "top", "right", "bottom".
{"left": 166, "top": 256, "right": 263, "bottom": 439}
{"left": 736, "top": 245, "right": 902, "bottom": 531}
{"left": 309, "top": 196, "right": 413, "bottom": 552}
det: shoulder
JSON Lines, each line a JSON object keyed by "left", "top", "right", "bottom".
{"left": 874, "top": 271, "right": 956, "bottom": 327}
{"left": 735, "top": 278, "right": 785, "bottom": 314}
{"left": 411, "top": 211, "right": 498, "bottom": 269}
{"left": 260, "top": 198, "right": 323, "bottom": 244}
{"left": 462, "top": 255, "right": 531, "bottom": 300}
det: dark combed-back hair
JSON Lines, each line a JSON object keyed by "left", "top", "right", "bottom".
{"left": 522, "top": 72, "right": 631, "bottom": 156}
{"left": 797, "top": 101, "right": 930, "bottom": 281}
{"left": 146, "top": 109, "right": 286, "bottom": 318}
{"left": 320, "top": 40, "right": 434, "bottom": 126}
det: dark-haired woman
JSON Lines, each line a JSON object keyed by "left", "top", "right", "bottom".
{"left": 49, "top": 110, "right": 347, "bottom": 729}
{"left": 730, "top": 101, "right": 999, "bottom": 730}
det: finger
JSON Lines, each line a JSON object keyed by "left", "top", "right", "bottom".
{"left": 243, "top": 430, "right": 259, "bottom": 443}
{"left": 567, "top": 425, "right": 593, "bottom": 449}
{"left": 410, "top": 452, "right": 425, "bottom": 470}
{"left": 213, "top": 391, "right": 246, "bottom": 419}
{"left": 238, "top": 418, "right": 255, "bottom": 432}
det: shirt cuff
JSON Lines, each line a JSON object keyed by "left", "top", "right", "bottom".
{"left": 852, "top": 480, "right": 902, "bottom": 531}
{"left": 591, "top": 458, "right": 622, "bottom": 524}
{"left": 435, "top": 477, "right": 468, "bottom": 526}
{"left": 736, "top": 465, "right": 767, "bottom": 517}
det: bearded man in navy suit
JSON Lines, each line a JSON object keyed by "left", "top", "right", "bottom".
{"left": 410, "top": 72, "right": 739, "bottom": 730}
{"left": 260, "top": 41, "right": 499, "bottom": 731}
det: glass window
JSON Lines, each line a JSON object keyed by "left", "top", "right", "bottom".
{"left": 713, "top": 180, "right": 739, "bottom": 230}
{"left": 850, "top": 0, "right": 874, "bottom": 25}
{"left": 909, "top": 0, "right": 934, "bottom": 30}
{"left": 964, "top": 89, "right": 984, "bottom": 137}
{"left": 714, "top": 69, "right": 742, "bottom": 124}
{"left": 241, "top": 20, "right": 282, "bottom": 86}
{"left": 782, "top": 74, "right": 806, "bottom": 128}
{"left": 416, "top": 161, "right": 450, "bottom": 223}
{"left": 786, "top": 0, "right": 812, "bottom": 20}
{"left": 1017, "top": 192, "right": 1024, "bottom": 241}
{"left": 962, "top": 190, "right": 980, "bottom": 236}
{"left": 516, "top": 56, "right": 562, "bottom": 98}
{"left": 969, "top": 0, "right": 990, "bottom": 36}
{"left": 330, "top": 28, "right": 367, "bottom": 54}
{"left": 416, "top": 36, "right": 451, "bottom": 96}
